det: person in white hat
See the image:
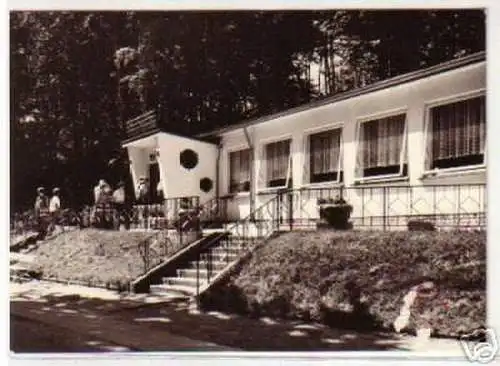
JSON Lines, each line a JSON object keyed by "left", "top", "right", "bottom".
{"left": 49, "top": 187, "right": 62, "bottom": 234}
{"left": 94, "top": 179, "right": 107, "bottom": 204}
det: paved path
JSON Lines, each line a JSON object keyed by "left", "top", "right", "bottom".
{"left": 11, "top": 315, "right": 128, "bottom": 353}
{"left": 9, "top": 280, "right": 470, "bottom": 356}
{"left": 11, "top": 301, "right": 232, "bottom": 352}
{"left": 10, "top": 281, "right": 234, "bottom": 352}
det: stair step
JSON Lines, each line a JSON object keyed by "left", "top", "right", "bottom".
{"left": 177, "top": 268, "right": 211, "bottom": 279}
{"left": 200, "top": 251, "right": 239, "bottom": 262}
{"left": 210, "top": 246, "right": 243, "bottom": 256}
{"left": 10, "top": 264, "right": 29, "bottom": 273}
{"left": 186, "top": 260, "right": 229, "bottom": 271}
{"left": 202, "top": 229, "right": 227, "bottom": 236}
{"left": 214, "top": 240, "right": 250, "bottom": 249}
{"left": 150, "top": 283, "right": 201, "bottom": 296}
{"left": 224, "top": 239, "right": 262, "bottom": 246}
{"left": 162, "top": 276, "right": 212, "bottom": 288}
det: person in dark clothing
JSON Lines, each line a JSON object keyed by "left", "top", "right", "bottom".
{"left": 34, "top": 187, "right": 50, "bottom": 240}
{"left": 97, "top": 182, "right": 114, "bottom": 229}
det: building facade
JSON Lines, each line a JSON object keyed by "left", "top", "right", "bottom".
{"left": 123, "top": 51, "right": 486, "bottom": 230}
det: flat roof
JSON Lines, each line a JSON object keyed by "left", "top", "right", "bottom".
{"left": 197, "top": 51, "right": 486, "bottom": 138}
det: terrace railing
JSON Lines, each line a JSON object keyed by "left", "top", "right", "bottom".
{"left": 195, "top": 195, "right": 280, "bottom": 298}
{"left": 74, "top": 195, "right": 200, "bottom": 231}
{"left": 259, "top": 183, "right": 486, "bottom": 231}
{"left": 10, "top": 196, "right": 202, "bottom": 257}
{"left": 10, "top": 208, "right": 82, "bottom": 245}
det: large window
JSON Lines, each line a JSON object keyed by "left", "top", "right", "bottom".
{"left": 356, "top": 113, "right": 407, "bottom": 179}
{"left": 265, "top": 139, "right": 292, "bottom": 188}
{"left": 426, "top": 95, "right": 486, "bottom": 170}
{"left": 308, "top": 128, "right": 343, "bottom": 183}
{"left": 229, "top": 148, "right": 251, "bottom": 193}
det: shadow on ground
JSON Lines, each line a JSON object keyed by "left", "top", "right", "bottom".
{"left": 10, "top": 282, "right": 410, "bottom": 352}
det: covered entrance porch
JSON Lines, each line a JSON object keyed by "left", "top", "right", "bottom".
{"left": 122, "top": 129, "right": 221, "bottom": 229}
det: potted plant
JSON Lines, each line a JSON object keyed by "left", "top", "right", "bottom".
{"left": 318, "top": 196, "right": 353, "bottom": 230}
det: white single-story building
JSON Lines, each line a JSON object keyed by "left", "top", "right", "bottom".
{"left": 122, "top": 51, "right": 486, "bottom": 230}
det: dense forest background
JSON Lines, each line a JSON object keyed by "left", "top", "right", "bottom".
{"left": 10, "top": 10, "right": 486, "bottom": 212}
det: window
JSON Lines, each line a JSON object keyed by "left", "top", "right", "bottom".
{"left": 229, "top": 148, "right": 251, "bottom": 193}
{"left": 426, "top": 95, "right": 486, "bottom": 170}
{"left": 308, "top": 128, "right": 343, "bottom": 183}
{"left": 356, "top": 113, "right": 407, "bottom": 179}
{"left": 265, "top": 139, "right": 292, "bottom": 188}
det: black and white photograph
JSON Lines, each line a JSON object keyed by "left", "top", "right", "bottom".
{"left": 7, "top": 4, "right": 495, "bottom": 363}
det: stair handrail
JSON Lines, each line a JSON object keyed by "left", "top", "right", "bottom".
{"left": 195, "top": 195, "right": 278, "bottom": 254}
{"left": 197, "top": 196, "right": 230, "bottom": 228}
{"left": 137, "top": 197, "right": 203, "bottom": 274}
{"left": 195, "top": 194, "right": 280, "bottom": 298}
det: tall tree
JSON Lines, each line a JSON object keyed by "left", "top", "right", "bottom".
{"left": 11, "top": 11, "right": 137, "bottom": 210}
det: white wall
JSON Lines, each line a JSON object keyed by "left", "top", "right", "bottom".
{"left": 218, "top": 61, "right": 486, "bottom": 221}
{"left": 158, "top": 133, "right": 218, "bottom": 204}
{"left": 126, "top": 133, "right": 218, "bottom": 210}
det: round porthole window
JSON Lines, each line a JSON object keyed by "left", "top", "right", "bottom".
{"left": 179, "top": 149, "right": 198, "bottom": 170}
{"left": 200, "top": 177, "right": 213, "bottom": 193}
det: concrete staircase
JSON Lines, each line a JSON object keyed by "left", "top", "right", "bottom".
{"left": 149, "top": 230, "right": 258, "bottom": 297}
{"left": 10, "top": 252, "right": 40, "bottom": 283}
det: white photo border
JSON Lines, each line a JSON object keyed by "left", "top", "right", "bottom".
{"left": 3, "top": 2, "right": 499, "bottom": 366}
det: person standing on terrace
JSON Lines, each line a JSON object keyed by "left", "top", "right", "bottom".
{"left": 157, "top": 180, "right": 164, "bottom": 203}
{"left": 113, "top": 181, "right": 129, "bottom": 230}
{"left": 49, "top": 187, "right": 61, "bottom": 234}
{"left": 34, "top": 187, "right": 50, "bottom": 240}
{"left": 136, "top": 177, "right": 150, "bottom": 204}
{"left": 94, "top": 179, "right": 106, "bottom": 204}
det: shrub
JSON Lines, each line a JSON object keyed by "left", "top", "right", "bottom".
{"left": 203, "top": 230, "right": 486, "bottom": 338}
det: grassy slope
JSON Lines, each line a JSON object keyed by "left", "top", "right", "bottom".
{"left": 26, "top": 229, "right": 159, "bottom": 288}
{"left": 205, "top": 230, "right": 485, "bottom": 338}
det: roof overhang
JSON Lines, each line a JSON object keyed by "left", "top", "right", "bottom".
{"left": 122, "top": 129, "right": 220, "bottom": 149}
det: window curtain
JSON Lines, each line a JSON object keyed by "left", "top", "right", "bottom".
{"left": 310, "top": 129, "right": 342, "bottom": 176}
{"left": 266, "top": 140, "right": 291, "bottom": 182}
{"left": 360, "top": 114, "right": 405, "bottom": 169}
{"left": 431, "top": 96, "right": 485, "bottom": 161}
{"left": 229, "top": 149, "right": 251, "bottom": 192}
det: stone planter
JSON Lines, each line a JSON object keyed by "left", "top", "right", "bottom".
{"left": 318, "top": 198, "right": 353, "bottom": 230}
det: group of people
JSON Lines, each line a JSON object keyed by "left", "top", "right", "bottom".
{"left": 92, "top": 179, "right": 130, "bottom": 229}
{"left": 93, "top": 179, "right": 126, "bottom": 205}
{"left": 92, "top": 177, "right": 163, "bottom": 206}
{"left": 33, "top": 186, "right": 62, "bottom": 239}
{"left": 31, "top": 176, "right": 165, "bottom": 235}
